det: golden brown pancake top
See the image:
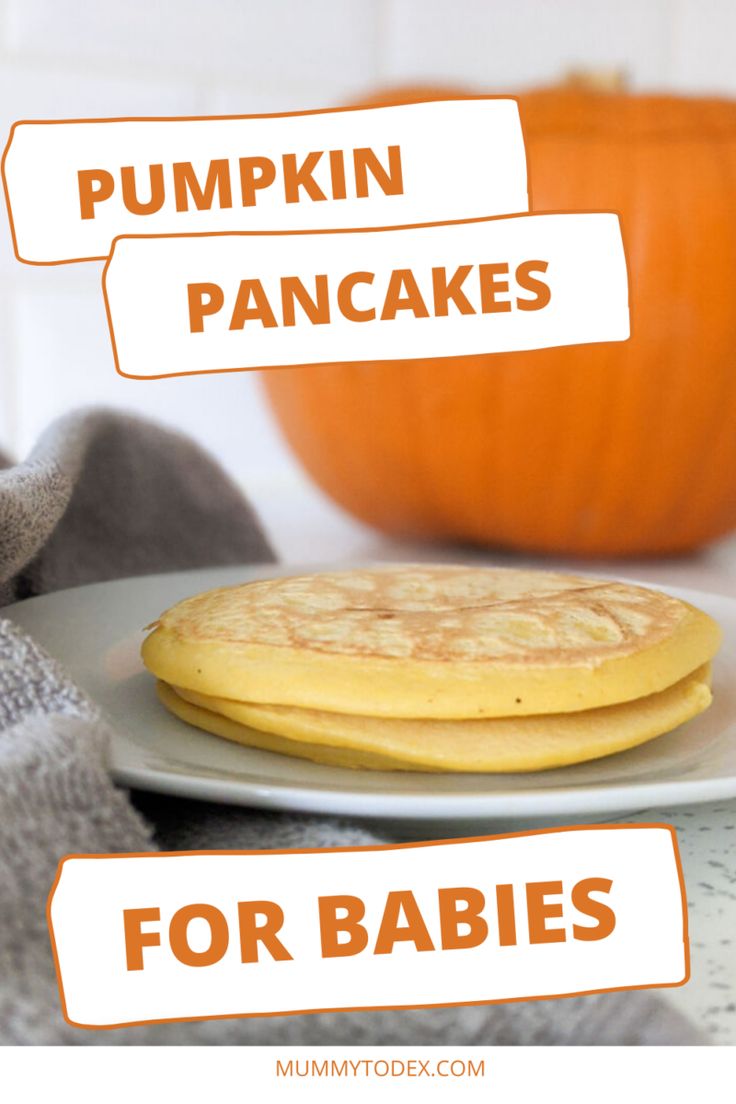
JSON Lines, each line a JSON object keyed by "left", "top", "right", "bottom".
{"left": 151, "top": 566, "right": 691, "bottom": 666}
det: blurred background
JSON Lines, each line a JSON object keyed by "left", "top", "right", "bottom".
{"left": 2, "top": 0, "right": 736, "bottom": 574}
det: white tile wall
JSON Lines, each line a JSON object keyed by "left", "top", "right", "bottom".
{"left": 671, "top": 0, "right": 736, "bottom": 94}
{"left": 1, "top": 0, "right": 735, "bottom": 555}
{"left": 383, "top": 0, "right": 672, "bottom": 91}
{"left": 5, "top": 0, "right": 380, "bottom": 89}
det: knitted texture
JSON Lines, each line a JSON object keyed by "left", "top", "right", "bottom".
{"left": 0, "top": 408, "right": 273, "bottom": 605}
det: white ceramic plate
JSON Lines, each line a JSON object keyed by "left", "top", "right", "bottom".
{"left": 3, "top": 565, "right": 736, "bottom": 828}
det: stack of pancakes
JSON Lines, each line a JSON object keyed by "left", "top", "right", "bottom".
{"left": 141, "top": 566, "right": 721, "bottom": 773}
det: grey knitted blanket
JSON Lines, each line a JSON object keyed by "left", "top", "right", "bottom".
{"left": 0, "top": 410, "right": 700, "bottom": 1045}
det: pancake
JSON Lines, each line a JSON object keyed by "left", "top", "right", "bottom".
{"left": 142, "top": 566, "right": 721, "bottom": 719}
{"left": 157, "top": 681, "right": 419, "bottom": 772}
{"left": 160, "top": 663, "right": 712, "bottom": 773}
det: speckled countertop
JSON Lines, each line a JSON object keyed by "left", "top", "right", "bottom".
{"left": 615, "top": 800, "right": 736, "bottom": 1044}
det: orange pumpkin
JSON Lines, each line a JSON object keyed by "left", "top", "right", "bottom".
{"left": 263, "top": 87, "right": 736, "bottom": 556}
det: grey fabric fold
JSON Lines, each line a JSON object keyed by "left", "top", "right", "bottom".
{"left": 0, "top": 408, "right": 273, "bottom": 605}
{"left": 0, "top": 410, "right": 702, "bottom": 1045}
